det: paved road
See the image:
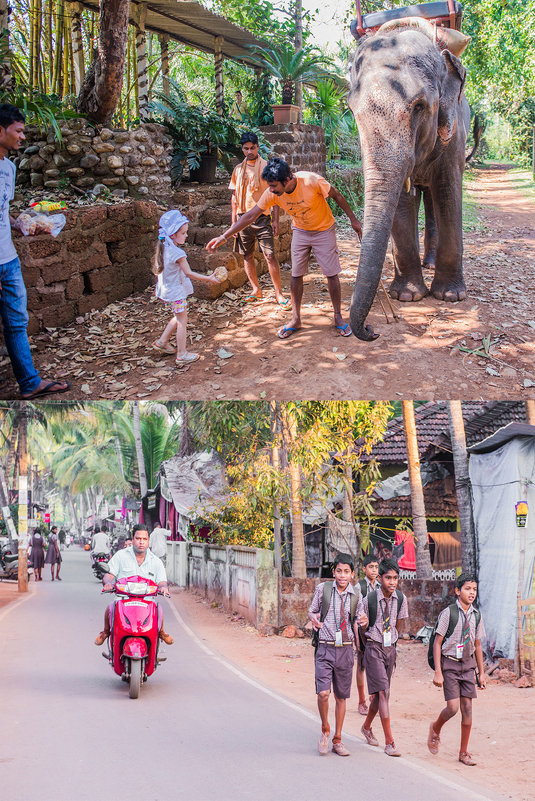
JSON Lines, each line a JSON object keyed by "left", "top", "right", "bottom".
{"left": 1, "top": 550, "right": 508, "bottom": 801}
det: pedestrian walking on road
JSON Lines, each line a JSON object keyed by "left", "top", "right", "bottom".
{"left": 356, "top": 555, "right": 380, "bottom": 715}
{"left": 360, "top": 558, "right": 408, "bottom": 757}
{"left": 427, "top": 573, "right": 487, "bottom": 766}
{"left": 45, "top": 526, "right": 62, "bottom": 580}
{"left": 308, "top": 552, "right": 368, "bottom": 757}
{"left": 29, "top": 527, "right": 45, "bottom": 581}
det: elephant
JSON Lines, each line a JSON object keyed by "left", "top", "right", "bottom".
{"left": 347, "top": 22, "right": 472, "bottom": 341}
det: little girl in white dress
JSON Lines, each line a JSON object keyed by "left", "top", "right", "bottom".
{"left": 153, "top": 210, "right": 219, "bottom": 365}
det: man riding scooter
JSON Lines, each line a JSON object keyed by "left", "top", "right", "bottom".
{"left": 94, "top": 524, "right": 174, "bottom": 646}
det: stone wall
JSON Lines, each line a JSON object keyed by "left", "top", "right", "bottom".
{"left": 14, "top": 201, "right": 161, "bottom": 333}
{"left": 280, "top": 577, "right": 455, "bottom": 634}
{"left": 261, "top": 124, "right": 326, "bottom": 176}
{"left": 15, "top": 121, "right": 173, "bottom": 199}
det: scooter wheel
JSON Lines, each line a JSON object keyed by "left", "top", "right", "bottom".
{"left": 129, "top": 659, "right": 142, "bottom": 699}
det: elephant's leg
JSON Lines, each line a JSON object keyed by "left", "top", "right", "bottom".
{"left": 389, "top": 188, "right": 428, "bottom": 302}
{"left": 422, "top": 187, "right": 438, "bottom": 269}
{"left": 430, "top": 166, "right": 467, "bottom": 301}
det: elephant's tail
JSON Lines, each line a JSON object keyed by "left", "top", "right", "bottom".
{"left": 466, "top": 113, "right": 485, "bottom": 163}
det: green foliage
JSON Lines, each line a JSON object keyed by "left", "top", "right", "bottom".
{"left": 0, "top": 84, "right": 80, "bottom": 142}
{"left": 147, "top": 80, "right": 269, "bottom": 182}
{"left": 326, "top": 162, "right": 364, "bottom": 218}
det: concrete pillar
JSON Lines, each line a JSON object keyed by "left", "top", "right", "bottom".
{"left": 214, "top": 35, "right": 224, "bottom": 116}
{"left": 133, "top": 3, "right": 149, "bottom": 117}
{"left": 70, "top": 2, "right": 85, "bottom": 94}
{"left": 158, "top": 33, "right": 170, "bottom": 96}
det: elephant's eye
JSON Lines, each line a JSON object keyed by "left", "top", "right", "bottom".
{"left": 414, "top": 103, "right": 425, "bottom": 114}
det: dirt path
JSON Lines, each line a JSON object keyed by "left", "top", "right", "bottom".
{"left": 1, "top": 163, "right": 533, "bottom": 400}
{"left": 173, "top": 588, "right": 533, "bottom": 801}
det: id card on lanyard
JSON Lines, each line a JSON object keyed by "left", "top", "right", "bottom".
{"left": 333, "top": 587, "right": 348, "bottom": 647}
{"left": 381, "top": 597, "right": 392, "bottom": 647}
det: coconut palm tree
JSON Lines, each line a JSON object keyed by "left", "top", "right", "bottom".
{"left": 401, "top": 401, "right": 433, "bottom": 579}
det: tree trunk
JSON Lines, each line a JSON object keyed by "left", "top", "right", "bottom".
{"left": 281, "top": 405, "right": 306, "bottom": 579}
{"left": 17, "top": 403, "right": 29, "bottom": 593}
{"left": 401, "top": 401, "right": 432, "bottom": 578}
{"left": 77, "top": 0, "right": 131, "bottom": 124}
{"left": 132, "top": 401, "right": 148, "bottom": 498}
{"left": 270, "top": 401, "right": 282, "bottom": 578}
{"left": 447, "top": 401, "right": 476, "bottom": 574}
{"left": 0, "top": 0, "right": 13, "bottom": 90}
{"left": 525, "top": 400, "right": 535, "bottom": 425}
{"left": 294, "top": 0, "right": 303, "bottom": 121}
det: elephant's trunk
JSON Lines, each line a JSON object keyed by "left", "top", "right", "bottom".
{"left": 350, "top": 168, "right": 407, "bottom": 341}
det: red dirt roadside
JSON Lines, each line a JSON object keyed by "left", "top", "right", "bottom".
{"left": 173, "top": 588, "right": 533, "bottom": 801}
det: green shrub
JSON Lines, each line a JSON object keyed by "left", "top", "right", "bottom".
{"left": 326, "top": 162, "right": 364, "bottom": 217}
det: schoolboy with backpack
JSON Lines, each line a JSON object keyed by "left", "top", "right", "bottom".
{"left": 360, "top": 557, "right": 409, "bottom": 757}
{"left": 308, "top": 552, "right": 368, "bottom": 757}
{"left": 356, "top": 555, "right": 380, "bottom": 714}
{"left": 427, "top": 572, "right": 487, "bottom": 766}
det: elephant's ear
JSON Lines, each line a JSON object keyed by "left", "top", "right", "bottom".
{"left": 437, "top": 50, "right": 466, "bottom": 145}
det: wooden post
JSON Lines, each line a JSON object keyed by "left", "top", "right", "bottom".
{"left": 70, "top": 2, "right": 85, "bottom": 94}
{"left": 526, "top": 400, "right": 535, "bottom": 425}
{"left": 158, "top": 33, "right": 170, "bottom": 96}
{"left": 214, "top": 35, "right": 224, "bottom": 116}
{"left": 401, "top": 400, "right": 433, "bottom": 579}
{"left": 133, "top": 2, "right": 148, "bottom": 117}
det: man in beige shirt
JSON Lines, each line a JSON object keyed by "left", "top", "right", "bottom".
{"left": 228, "top": 132, "right": 287, "bottom": 305}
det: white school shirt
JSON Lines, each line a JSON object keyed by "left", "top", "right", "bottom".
{"left": 0, "top": 156, "right": 17, "bottom": 265}
{"left": 107, "top": 546, "right": 167, "bottom": 584}
{"left": 155, "top": 242, "right": 193, "bottom": 302}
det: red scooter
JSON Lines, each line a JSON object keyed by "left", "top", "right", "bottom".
{"left": 102, "top": 575, "right": 166, "bottom": 699}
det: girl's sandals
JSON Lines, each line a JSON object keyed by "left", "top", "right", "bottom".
{"left": 153, "top": 339, "right": 175, "bottom": 354}
{"left": 175, "top": 351, "right": 199, "bottom": 365}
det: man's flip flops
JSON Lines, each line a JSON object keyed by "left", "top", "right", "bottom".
{"left": 277, "top": 325, "right": 299, "bottom": 340}
{"left": 21, "top": 380, "right": 70, "bottom": 400}
{"left": 336, "top": 323, "right": 352, "bottom": 337}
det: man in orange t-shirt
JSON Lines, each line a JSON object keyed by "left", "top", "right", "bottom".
{"left": 207, "top": 157, "right": 362, "bottom": 339}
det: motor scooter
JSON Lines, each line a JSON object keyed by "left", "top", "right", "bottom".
{"left": 0, "top": 544, "right": 24, "bottom": 581}
{"left": 100, "top": 575, "right": 166, "bottom": 698}
{"left": 91, "top": 552, "right": 111, "bottom": 580}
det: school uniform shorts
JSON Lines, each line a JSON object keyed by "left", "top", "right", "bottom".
{"left": 315, "top": 642, "right": 354, "bottom": 699}
{"left": 291, "top": 224, "right": 341, "bottom": 278}
{"left": 441, "top": 655, "right": 477, "bottom": 701}
{"left": 364, "top": 640, "right": 396, "bottom": 695}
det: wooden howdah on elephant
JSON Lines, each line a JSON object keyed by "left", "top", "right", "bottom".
{"left": 347, "top": 1, "right": 478, "bottom": 341}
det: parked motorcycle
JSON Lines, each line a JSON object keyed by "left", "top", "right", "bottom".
{"left": 91, "top": 552, "right": 111, "bottom": 580}
{"left": 100, "top": 575, "right": 166, "bottom": 699}
{"left": 0, "top": 544, "right": 30, "bottom": 581}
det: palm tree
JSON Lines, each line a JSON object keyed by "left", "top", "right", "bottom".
{"left": 401, "top": 401, "right": 433, "bottom": 579}
{"left": 247, "top": 43, "right": 333, "bottom": 105}
{"left": 447, "top": 401, "right": 476, "bottom": 574}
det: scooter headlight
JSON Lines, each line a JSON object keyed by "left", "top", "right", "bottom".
{"left": 127, "top": 581, "right": 148, "bottom": 595}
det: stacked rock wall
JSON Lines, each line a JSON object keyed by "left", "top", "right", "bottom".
{"left": 260, "top": 124, "right": 326, "bottom": 176}
{"left": 16, "top": 121, "right": 173, "bottom": 199}
{"left": 14, "top": 201, "right": 161, "bottom": 333}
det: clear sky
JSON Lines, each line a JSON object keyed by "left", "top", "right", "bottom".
{"left": 303, "top": 0, "right": 354, "bottom": 51}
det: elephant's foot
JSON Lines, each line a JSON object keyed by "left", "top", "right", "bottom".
{"left": 430, "top": 275, "right": 467, "bottom": 302}
{"left": 389, "top": 275, "right": 428, "bottom": 302}
{"left": 422, "top": 256, "right": 435, "bottom": 270}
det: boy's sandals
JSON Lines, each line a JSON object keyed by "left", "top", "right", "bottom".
{"left": 242, "top": 294, "right": 262, "bottom": 303}
{"left": 318, "top": 732, "right": 330, "bottom": 755}
{"left": 332, "top": 741, "right": 350, "bottom": 757}
{"left": 361, "top": 725, "right": 379, "bottom": 746}
{"left": 384, "top": 742, "right": 402, "bottom": 757}
{"left": 175, "top": 351, "right": 199, "bottom": 365}
{"left": 427, "top": 724, "right": 440, "bottom": 755}
{"left": 153, "top": 339, "right": 175, "bottom": 354}
{"left": 459, "top": 751, "right": 476, "bottom": 766}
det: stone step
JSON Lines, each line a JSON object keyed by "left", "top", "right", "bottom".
{"left": 202, "top": 206, "right": 233, "bottom": 227}
{"left": 189, "top": 224, "right": 229, "bottom": 246}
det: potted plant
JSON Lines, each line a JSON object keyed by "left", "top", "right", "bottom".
{"left": 148, "top": 83, "right": 268, "bottom": 184}
{"left": 247, "top": 43, "right": 333, "bottom": 124}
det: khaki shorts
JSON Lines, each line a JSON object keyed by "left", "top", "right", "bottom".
{"left": 364, "top": 640, "right": 396, "bottom": 695}
{"left": 235, "top": 213, "right": 275, "bottom": 257}
{"left": 291, "top": 224, "right": 341, "bottom": 277}
{"left": 441, "top": 655, "right": 477, "bottom": 701}
{"left": 315, "top": 641, "right": 355, "bottom": 699}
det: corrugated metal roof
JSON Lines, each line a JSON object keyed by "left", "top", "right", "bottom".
{"left": 79, "top": 0, "right": 267, "bottom": 67}
{"left": 160, "top": 450, "right": 227, "bottom": 518}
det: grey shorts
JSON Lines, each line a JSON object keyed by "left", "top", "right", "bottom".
{"left": 315, "top": 642, "right": 354, "bottom": 699}
{"left": 364, "top": 640, "right": 396, "bottom": 695}
{"left": 291, "top": 224, "right": 341, "bottom": 277}
{"left": 235, "top": 213, "right": 275, "bottom": 257}
{"left": 441, "top": 655, "right": 477, "bottom": 701}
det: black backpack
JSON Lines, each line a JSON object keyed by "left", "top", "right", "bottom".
{"left": 366, "top": 588, "right": 405, "bottom": 630}
{"left": 427, "top": 603, "right": 481, "bottom": 670}
{"left": 311, "top": 581, "right": 359, "bottom": 651}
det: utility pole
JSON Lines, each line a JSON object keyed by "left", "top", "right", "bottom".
{"left": 17, "top": 402, "right": 29, "bottom": 593}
